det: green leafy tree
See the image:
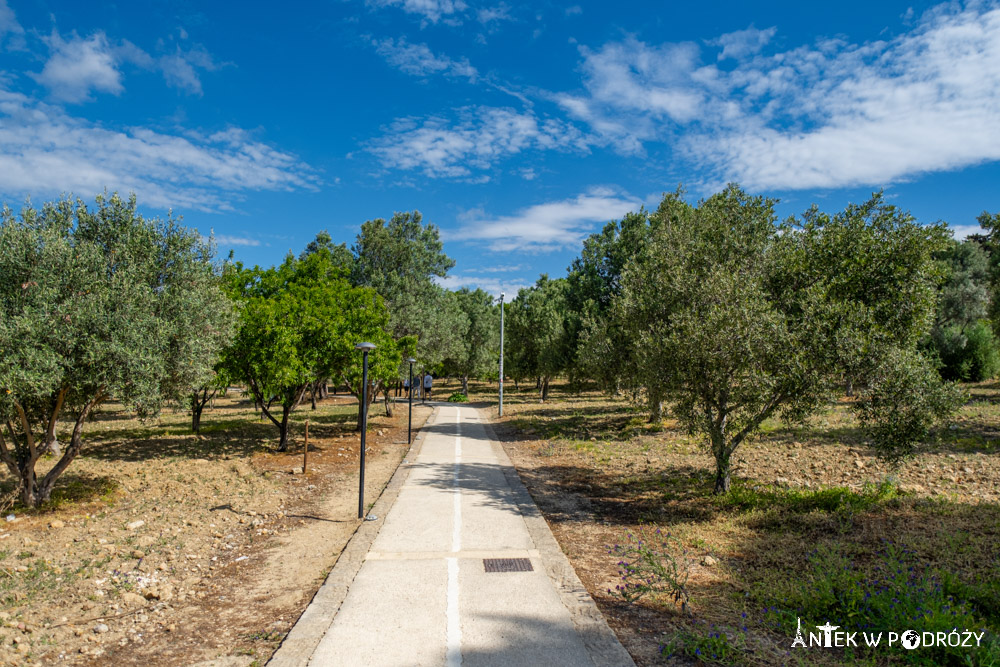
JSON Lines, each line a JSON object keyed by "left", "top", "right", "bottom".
{"left": 619, "top": 186, "right": 957, "bottom": 493}
{"left": 351, "top": 211, "right": 465, "bottom": 368}
{"left": 974, "top": 210, "right": 1000, "bottom": 330}
{"left": 223, "top": 250, "right": 369, "bottom": 449}
{"left": 0, "top": 193, "right": 232, "bottom": 507}
{"left": 506, "top": 276, "right": 572, "bottom": 401}
{"left": 621, "top": 186, "right": 832, "bottom": 493}
{"left": 300, "top": 229, "right": 354, "bottom": 272}
{"left": 924, "top": 238, "right": 998, "bottom": 381}
{"left": 445, "top": 288, "right": 500, "bottom": 395}
{"left": 856, "top": 347, "right": 965, "bottom": 464}
{"left": 774, "top": 192, "right": 960, "bottom": 469}
{"left": 567, "top": 207, "right": 663, "bottom": 412}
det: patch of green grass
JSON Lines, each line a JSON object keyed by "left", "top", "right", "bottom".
{"left": 1, "top": 558, "right": 61, "bottom": 606}
{"left": 245, "top": 629, "right": 285, "bottom": 642}
{"left": 663, "top": 621, "right": 754, "bottom": 666}
{"left": 716, "top": 480, "right": 897, "bottom": 514}
{"left": 761, "top": 543, "right": 1000, "bottom": 665}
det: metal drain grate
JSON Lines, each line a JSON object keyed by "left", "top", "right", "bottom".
{"left": 483, "top": 558, "right": 533, "bottom": 573}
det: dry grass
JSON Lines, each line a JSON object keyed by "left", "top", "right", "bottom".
{"left": 0, "top": 389, "right": 421, "bottom": 666}
{"left": 463, "top": 378, "right": 1000, "bottom": 666}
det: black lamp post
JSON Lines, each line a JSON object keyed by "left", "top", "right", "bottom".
{"left": 407, "top": 357, "right": 416, "bottom": 444}
{"left": 355, "top": 342, "right": 375, "bottom": 519}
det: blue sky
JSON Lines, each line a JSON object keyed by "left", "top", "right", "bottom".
{"left": 1, "top": 0, "right": 999, "bottom": 297}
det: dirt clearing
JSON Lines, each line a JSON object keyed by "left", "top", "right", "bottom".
{"left": 470, "top": 379, "right": 1000, "bottom": 666}
{"left": 0, "top": 392, "right": 431, "bottom": 666}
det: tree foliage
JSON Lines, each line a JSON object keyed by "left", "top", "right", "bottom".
{"left": 567, "top": 209, "right": 654, "bottom": 394}
{"left": 223, "top": 248, "right": 374, "bottom": 448}
{"left": 924, "top": 238, "right": 998, "bottom": 381}
{"left": 506, "top": 275, "right": 573, "bottom": 401}
{"left": 0, "top": 193, "right": 232, "bottom": 507}
{"left": 620, "top": 186, "right": 833, "bottom": 492}
{"left": 351, "top": 211, "right": 464, "bottom": 368}
{"left": 615, "top": 186, "right": 959, "bottom": 493}
{"left": 444, "top": 288, "right": 500, "bottom": 395}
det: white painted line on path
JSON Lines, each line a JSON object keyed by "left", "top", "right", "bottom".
{"left": 446, "top": 406, "right": 463, "bottom": 667}
{"left": 446, "top": 556, "right": 461, "bottom": 667}
{"left": 453, "top": 405, "right": 462, "bottom": 553}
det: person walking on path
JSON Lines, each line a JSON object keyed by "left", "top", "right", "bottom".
{"left": 422, "top": 372, "right": 433, "bottom": 402}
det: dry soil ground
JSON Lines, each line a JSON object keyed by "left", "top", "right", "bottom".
{"left": 0, "top": 390, "right": 431, "bottom": 667}
{"left": 467, "top": 379, "right": 1000, "bottom": 666}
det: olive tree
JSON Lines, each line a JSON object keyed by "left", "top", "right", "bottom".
{"left": 619, "top": 186, "right": 959, "bottom": 493}
{"left": 351, "top": 211, "right": 465, "bottom": 368}
{"left": 621, "top": 187, "right": 832, "bottom": 493}
{"left": 445, "top": 288, "right": 500, "bottom": 396}
{"left": 506, "top": 276, "right": 573, "bottom": 401}
{"left": 0, "top": 193, "right": 232, "bottom": 507}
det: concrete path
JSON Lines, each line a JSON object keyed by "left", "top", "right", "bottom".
{"left": 270, "top": 403, "right": 634, "bottom": 667}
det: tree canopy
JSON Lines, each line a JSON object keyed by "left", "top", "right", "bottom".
{"left": 533, "top": 185, "right": 964, "bottom": 493}
{"left": 0, "top": 193, "right": 232, "bottom": 506}
{"left": 351, "top": 211, "right": 465, "bottom": 368}
{"left": 444, "top": 288, "right": 500, "bottom": 395}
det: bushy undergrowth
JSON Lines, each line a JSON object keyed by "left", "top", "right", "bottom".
{"left": 607, "top": 527, "right": 691, "bottom": 612}
{"left": 762, "top": 542, "right": 1000, "bottom": 665}
{"left": 446, "top": 392, "right": 468, "bottom": 402}
{"left": 717, "top": 479, "right": 898, "bottom": 514}
{"left": 662, "top": 619, "right": 752, "bottom": 665}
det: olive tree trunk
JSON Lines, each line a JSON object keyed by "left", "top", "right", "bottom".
{"left": 1, "top": 389, "right": 105, "bottom": 508}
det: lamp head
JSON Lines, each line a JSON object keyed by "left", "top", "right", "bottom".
{"left": 407, "top": 357, "right": 416, "bottom": 363}
{"left": 355, "top": 342, "right": 376, "bottom": 351}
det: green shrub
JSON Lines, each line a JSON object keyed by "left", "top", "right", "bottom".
{"left": 446, "top": 392, "right": 468, "bottom": 403}
{"left": 718, "top": 479, "right": 896, "bottom": 514}
{"left": 662, "top": 621, "right": 751, "bottom": 665}
{"left": 932, "top": 320, "right": 1000, "bottom": 382}
{"left": 763, "top": 542, "right": 999, "bottom": 665}
{"left": 607, "top": 527, "right": 690, "bottom": 612}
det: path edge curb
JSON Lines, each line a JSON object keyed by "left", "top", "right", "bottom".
{"left": 268, "top": 405, "right": 439, "bottom": 667}
{"left": 480, "top": 413, "right": 637, "bottom": 667}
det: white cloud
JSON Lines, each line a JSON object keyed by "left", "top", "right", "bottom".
{"left": 33, "top": 31, "right": 123, "bottom": 103}
{"left": 367, "top": 0, "right": 467, "bottom": 23}
{"left": 565, "top": 2, "right": 1000, "bottom": 192}
{"left": 435, "top": 274, "right": 528, "bottom": 300}
{"left": 367, "top": 0, "right": 512, "bottom": 27}
{"left": 712, "top": 25, "right": 777, "bottom": 61}
{"left": 578, "top": 38, "right": 706, "bottom": 123}
{"left": 691, "top": 3, "right": 1000, "bottom": 190}
{"left": 159, "top": 45, "right": 219, "bottom": 95}
{"left": 0, "top": 0, "right": 25, "bottom": 50}
{"left": 211, "top": 234, "right": 262, "bottom": 247}
{"left": 0, "top": 87, "right": 317, "bottom": 211}
{"left": 449, "top": 187, "right": 641, "bottom": 252}
{"left": 476, "top": 3, "right": 511, "bottom": 25}
{"left": 372, "top": 37, "right": 478, "bottom": 81}
{"left": 30, "top": 27, "right": 219, "bottom": 101}
{"left": 369, "top": 106, "right": 588, "bottom": 178}
{"left": 947, "top": 224, "right": 983, "bottom": 240}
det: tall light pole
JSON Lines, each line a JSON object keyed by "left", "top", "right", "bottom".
{"left": 499, "top": 292, "right": 505, "bottom": 417}
{"left": 407, "top": 357, "right": 416, "bottom": 444}
{"left": 355, "top": 342, "right": 375, "bottom": 519}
